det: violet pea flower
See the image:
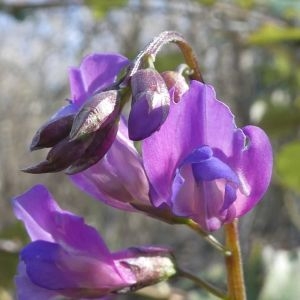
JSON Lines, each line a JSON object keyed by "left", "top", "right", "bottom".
{"left": 69, "top": 118, "right": 177, "bottom": 223}
{"left": 142, "top": 80, "right": 273, "bottom": 232}
{"left": 13, "top": 185, "right": 176, "bottom": 300}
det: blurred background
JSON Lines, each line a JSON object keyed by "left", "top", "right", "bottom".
{"left": 0, "top": 0, "right": 299, "bottom": 299}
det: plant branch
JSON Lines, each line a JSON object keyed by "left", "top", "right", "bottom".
{"left": 177, "top": 268, "right": 226, "bottom": 299}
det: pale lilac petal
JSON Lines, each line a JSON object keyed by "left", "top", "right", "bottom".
{"left": 233, "top": 125, "right": 273, "bottom": 216}
{"left": 69, "top": 53, "right": 129, "bottom": 106}
{"left": 171, "top": 166, "right": 201, "bottom": 217}
{"left": 142, "top": 81, "right": 238, "bottom": 206}
{"left": 13, "top": 185, "right": 59, "bottom": 242}
{"left": 70, "top": 120, "right": 150, "bottom": 211}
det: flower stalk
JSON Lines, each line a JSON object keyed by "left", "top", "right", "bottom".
{"left": 177, "top": 268, "right": 226, "bottom": 299}
{"left": 224, "top": 220, "right": 247, "bottom": 300}
{"left": 127, "top": 31, "right": 204, "bottom": 82}
{"left": 181, "top": 218, "right": 230, "bottom": 255}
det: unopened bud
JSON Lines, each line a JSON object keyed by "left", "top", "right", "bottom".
{"left": 30, "top": 114, "right": 75, "bottom": 151}
{"left": 161, "top": 71, "right": 189, "bottom": 103}
{"left": 66, "top": 122, "right": 118, "bottom": 174}
{"left": 22, "top": 134, "right": 94, "bottom": 174}
{"left": 70, "top": 90, "right": 120, "bottom": 140}
{"left": 115, "top": 246, "right": 176, "bottom": 293}
{"left": 128, "top": 69, "right": 170, "bottom": 141}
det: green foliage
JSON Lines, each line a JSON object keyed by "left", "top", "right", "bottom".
{"left": 0, "top": 250, "right": 18, "bottom": 289}
{"left": 0, "top": 222, "right": 28, "bottom": 289}
{"left": 276, "top": 141, "right": 300, "bottom": 194}
{"left": 248, "top": 24, "right": 300, "bottom": 45}
{"left": 259, "top": 104, "right": 300, "bottom": 137}
{"left": 84, "top": 0, "right": 128, "bottom": 19}
{"left": 193, "top": 0, "right": 217, "bottom": 6}
{"left": 155, "top": 52, "right": 187, "bottom": 73}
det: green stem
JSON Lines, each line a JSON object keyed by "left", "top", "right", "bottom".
{"left": 127, "top": 31, "right": 204, "bottom": 82}
{"left": 177, "top": 268, "right": 226, "bottom": 299}
{"left": 224, "top": 220, "right": 247, "bottom": 300}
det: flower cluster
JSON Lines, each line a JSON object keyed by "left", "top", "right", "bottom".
{"left": 15, "top": 31, "right": 273, "bottom": 299}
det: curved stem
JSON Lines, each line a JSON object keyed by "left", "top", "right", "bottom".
{"left": 127, "top": 31, "right": 204, "bottom": 82}
{"left": 177, "top": 268, "right": 226, "bottom": 299}
{"left": 224, "top": 220, "right": 247, "bottom": 300}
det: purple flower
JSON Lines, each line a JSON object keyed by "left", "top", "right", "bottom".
{"left": 142, "top": 81, "right": 272, "bottom": 231}
{"left": 24, "top": 53, "right": 130, "bottom": 174}
{"left": 13, "top": 185, "right": 176, "bottom": 299}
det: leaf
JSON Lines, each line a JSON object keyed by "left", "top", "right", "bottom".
{"left": 276, "top": 141, "right": 300, "bottom": 193}
{"left": 248, "top": 24, "right": 300, "bottom": 45}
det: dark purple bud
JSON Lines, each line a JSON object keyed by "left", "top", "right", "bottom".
{"left": 161, "top": 71, "right": 189, "bottom": 103}
{"left": 22, "top": 135, "right": 94, "bottom": 174}
{"left": 114, "top": 246, "right": 176, "bottom": 293}
{"left": 128, "top": 69, "right": 170, "bottom": 141}
{"left": 65, "top": 122, "right": 118, "bottom": 175}
{"left": 69, "top": 90, "right": 120, "bottom": 140}
{"left": 30, "top": 114, "right": 75, "bottom": 151}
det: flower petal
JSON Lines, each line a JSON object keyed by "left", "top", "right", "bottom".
{"left": 21, "top": 241, "right": 130, "bottom": 294}
{"left": 233, "top": 125, "right": 273, "bottom": 216}
{"left": 13, "top": 184, "right": 112, "bottom": 260}
{"left": 15, "top": 262, "right": 60, "bottom": 300}
{"left": 69, "top": 120, "right": 150, "bottom": 211}
{"left": 69, "top": 53, "right": 129, "bottom": 106}
{"left": 13, "top": 185, "right": 58, "bottom": 242}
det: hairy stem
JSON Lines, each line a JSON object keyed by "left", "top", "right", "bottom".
{"left": 177, "top": 268, "right": 226, "bottom": 299}
{"left": 224, "top": 220, "right": 247, "bottom": 300}
{"left": 127, "top": 31, "right": 204, "bottom": 82}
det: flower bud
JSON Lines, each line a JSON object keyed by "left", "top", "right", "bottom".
{"left": 30, "top": 114, "right": 75, "bottom": 151}
{"left": 69, "top": 90, "right": 120, "bottom": 140}
{"left": 114, "top": 246, "right": 176, "bottom": 293}
{"left": 65, "top": 122, "right": 118, "bottom": 174}
{"left": 22, "top": 134, "right": 94, "bottom": 174}
{"left": 128, "top": 69, "right": 170, "bottom": 141}
{"left": 161, "top": 71, "right": 189, "bottom": 103}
